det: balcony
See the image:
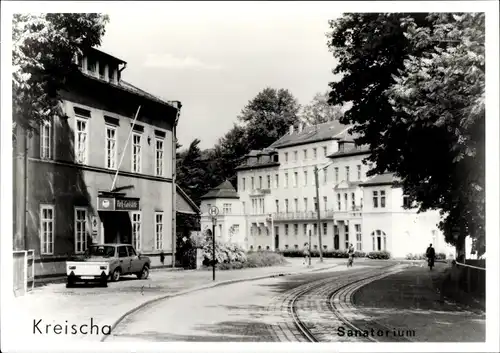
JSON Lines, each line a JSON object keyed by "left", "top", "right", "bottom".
{"left": 272, "top": 210, "right": 335, "bottom": 221}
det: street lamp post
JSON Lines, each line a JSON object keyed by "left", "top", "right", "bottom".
{"left": 313, "top": 165, "right": 324, "bottom": 262}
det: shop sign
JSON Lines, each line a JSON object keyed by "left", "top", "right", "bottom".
{"left": 97, "top": 197, "right": 140, "bottom": 211}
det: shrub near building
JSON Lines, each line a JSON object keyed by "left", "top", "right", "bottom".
{"left": 280, "top": 249, "right": 366, "bottom": 258}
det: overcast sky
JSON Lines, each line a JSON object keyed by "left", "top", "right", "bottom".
{"left": 99, "top": 3, "right": 342, "bottom": 149}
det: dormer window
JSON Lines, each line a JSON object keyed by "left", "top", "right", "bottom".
{"left": 273, "top": 154, "right": 278, "bottom": 162}
{"left": 99, "top": 64, "right": 106, "bottom": 80}
{"left": 87, "top": 57, "right": 97, "bottom": 75}
{"left": 339, "top": 142, "right": 345, "bottom": 152}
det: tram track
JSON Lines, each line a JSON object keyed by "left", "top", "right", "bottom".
{"left": 268, "top": 263, "right": 406, "bottom": 342}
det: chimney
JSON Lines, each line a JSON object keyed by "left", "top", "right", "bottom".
{"left": 289, "top": 125, "right": 294, "bottom": 135}
{"left": 298, "top": 123, "right": 303, "bottom": 133}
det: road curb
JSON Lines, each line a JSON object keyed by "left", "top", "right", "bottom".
{"left": 100, "top": 263, "right": 339, "bottom": 342}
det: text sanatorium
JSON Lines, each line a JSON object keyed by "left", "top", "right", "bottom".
{"left": 337, "top": 326, "right": 416, "bottom": 338}
{"left": 33, "top": 319, "right": 111, "bottom": 335}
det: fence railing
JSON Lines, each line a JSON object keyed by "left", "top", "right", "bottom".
{"left": 13, "top": 250, "right": 35, "bottom": 297}
{"left": 273, "top": 210, "right": 335, "bottom": 221}
{"left": 453, "top": 260, "right": 485, "bottom": 297}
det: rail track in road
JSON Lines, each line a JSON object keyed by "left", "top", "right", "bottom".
{"left": 267, "top": 264, "right": 407, "bottom": 342}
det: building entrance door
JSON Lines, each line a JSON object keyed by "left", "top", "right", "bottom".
{"left": 274, "top": 226, "right": 279, "bottom": 250}
{"left": 99, "top": 211, "right": 132, "bottom": 244}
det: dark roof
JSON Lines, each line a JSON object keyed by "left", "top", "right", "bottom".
{"left": 119, "top": 80, "right": 176, "bottom": 108}
{"left": 176, "top": 184, "right": 200, "bottom": 214}
{"left": 269, "top": 120, "right": 350, "bottom": 149}
{"left": 360, "top": 173, "right": 400, "bottom": 187}
{"left": 201, "top": 181, "right": 240, "bottom": 200}
{"left": 91, "top": 47, "right": 126, "bottom": 65}
{"left": 235, "top": 161, "right": 280, "bottom": 171}
{"left": 328, "top": 144, "right": 371, "bottom": 159}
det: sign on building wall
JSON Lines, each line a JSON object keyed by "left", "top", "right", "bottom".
{"left": 97, "top": 197, "right": 140, "bottom": 211}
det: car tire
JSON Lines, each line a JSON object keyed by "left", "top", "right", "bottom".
{"left": 111, "top": 268, "right": 121, "bottom": 282}
{"left": 137, "top": 265, "right": 149, "bottom": 280}
{"left": 66, "top": 277, "right": 75, "bottom": 288}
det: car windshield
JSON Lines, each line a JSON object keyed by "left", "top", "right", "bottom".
{"left": 85, "top": 246, "right": 115, "bottom": 257}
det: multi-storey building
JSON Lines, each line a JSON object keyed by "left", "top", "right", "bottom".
{"left": 200, "top": 121, "right": 454, "bottom": 258}
{"left": 13, "top": 48, "right": 198, "bottom": 276}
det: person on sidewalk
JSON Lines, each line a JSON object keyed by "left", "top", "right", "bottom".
{"left": 347, "top": 243, "right": 355, "bottom": 267}
{"left": 426, "top": 243, "right": 436, "bottom": 270}
{"left": 303, "top": 242, "right": 310, "bottom": 265}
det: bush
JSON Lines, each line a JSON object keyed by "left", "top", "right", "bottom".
{"left": 405, "top": 252, "right": 448, "bottom": 260}
{"left": 367, "top": 251, "right": 391, "bottom": 259}
{"left": 279, "top": 249, "right": 366, "bottom": 258}
{"left": 207, "top": 250, "right": 287, "bottom": 270}
{"left": 202, "top": 240, "right": 247, "bottom": 266}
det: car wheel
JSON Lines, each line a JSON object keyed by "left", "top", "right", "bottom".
{"left": 137, "top": 265, "right": 149, "bottom": 280}
{"left": 111, "top": 268, "right": 121, "bottom": 282}
{"left": 66, "top": 277, "right": 75, "bottom": 288}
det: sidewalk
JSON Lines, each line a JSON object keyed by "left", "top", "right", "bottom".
{"left": 350, "top": 262, "right": 486, "bottom": 342}
{"left": 9, "top": 258, "right": 341, "bottom": 343}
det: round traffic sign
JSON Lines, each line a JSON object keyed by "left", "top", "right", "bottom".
{"left": 208, "top": 206, "right": 219, "bottom": 217}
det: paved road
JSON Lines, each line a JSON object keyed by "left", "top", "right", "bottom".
{"left": 105, "top": 261, "right": 398, "bottom": 342}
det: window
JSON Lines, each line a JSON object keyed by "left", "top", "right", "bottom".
{"left": 346, "top": 166, "right": 350, "bottom": 181}
{"left": 132, "top": 211, "right": 141, "bottom": 250}
{"left": 74, "top": 207, "right": 88, "bottom": 254}
{"left": 40, "top": 205, "right": 54, "bottom": 254}
{"left": 242, "top": 178, "right": 246, "bottom": 191}
{"left": 252, "top": 199, "right": 256, "bottom": 214}
{"left": 219, "top": 224, "right": 223, "bottom": 236}
{"left": 258, "top": 226, "right": 262, "bottom": 236}
{"left": 403, "top": 196, "right": 411, "bottom": 208}
{"left": 323, "top": 197, "right": 327, "bottom": 212}
{"left": 285, "top": 245, "right": 289, "bottom": 250}
{"left": 242, "top": 201, "right": 246, "bottom": 213}
{"left": 155, "top": 139, "right": 164, "bottom": 176}
{"left": 294, "top": 244, "right": 299, "bottom": 250}
{"left": 261, "top": 198, "right": 265, "bottom": 213}
{"left": 274, "top": 174, "right": 279, "bottom": 188}
{"left": 294, "top": 224, "right": 298, "bottom": 236}
{"left": 304, "top": 198, "right": 308, "bottom": 212}
{"left": 267, "top": 175, "right": 271, "bottom": 189}
{"left": 87, "top": 57, "right": 97, "bottom": 74}
{"left": 323, "top": 223, "right": 327, "bottom": 237}
{"left": 303, "top": 224, "right": 307, "bottom": 236}
{"left": 371, "top": 230, "right": 387, "bottom": 251}
{"left": 131, "top": 133, "right": 142, "bottom": 173}
{"left": 223, "top": 203, "right": 232, "bottom": 214}
{"left": 323, "top": 146, "right": 327, "bottom": 156}
{"left": 355, "top": 224, "right": 362, "bottom": 251}
{"left": 294, "top": 198, "right": 298, "bottom": 212}
{"left": 118, "top": 246, "right": 128, "bottom": 258}
{"left": 251, "top": 177, "right": 255, "bottom": 190}
{"left": 357, "top": 165, "right": 362, "bottom": 180}
{"left": 323, "top": 168, "right": 328, "bottom": 184}
{"left": 314, "top": 224, "right": 318, "bottom": 236}
{"left": 334, "top": 167, "right": 339, "bottom": 183}
{"left": 344, "top": 193, "right": 348, "bottom": 210}
{"left": 381, "top": 190, "right": 386, "bottom": 208}
{"left": 293, "top": 172, "right": 298, "bottom": 187}
{"left": 275, "top": 200, "right": 279, "bottom": 213}
{"left": 285, "top": 199, "right": 289, "bottom": 213}
{"left": 155, "top": 212, "right": 163, "bottom": 250}
{"left": 313, "top": 148, "right": 317, "bottom": 159}
{"left": 351, "top": 193, "right": 356, "bottom": 210}
{"left": 323, "top": 245, "right": 327, "bottom": 250}
{"left": 266, "top": 246, "right": 270, "bottom": 250}
{"left": 313, "top": 197, "right": 318, "bottom": 211}
{"left": 75, "top": 117, "right": 89, "bottom": 164}
{"left": 345, "top": 225, "right": 349, "bottom": 249}
{"left": 250, "top": 245, "right": 254, "bottom": 250}
{"left": 284, "top": 152, "right": 288, "bottom": 162}
{"left": 284, "top": 173, "right": 289, "bottom": 188}
{"left": 127, "top": 245, "right": 137, "bottom": 257}
{"left": 285, "top": 224, "right": 289, "bottom": 236}
{"left": 207, "top": 204, "right": 212, "bottom": 213}
{"left": 105, "top": 126, "right": 117, "bottom": 169}
{"left": 40, "top": 121, "right": 53, "bottom": 160}
{"left": 334, "top": 225, "right": 339, "bottom": 249}
{"left": 303, "top": 149, "right": 307, "bottom": 159}
{"left": 294, "top": 151, "right": 298, "bottom": 161}
{"left": 373, "top": 191, "right": 379, "bottom": 208}
{"left": 303, "top": 170, "right": 308, "bottom": 186}
{"left": 259, "top": 176, "right": 262, "bottom": 189}
{"left": 337, "top": 193, "right": 341, "bottom": 211}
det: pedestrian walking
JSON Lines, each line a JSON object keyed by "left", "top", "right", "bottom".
{"left": 347, "top": 243, "right": 355, "bottom": 267}
{"left": 303, "top": 242, "right": 310, "bottom": 265}
{"left": 426, "top": 243, "right": 436, "bottom": 270}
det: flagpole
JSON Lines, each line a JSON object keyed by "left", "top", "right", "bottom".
{"left": 111, "top": 105, "right": 141, "bottom": 191}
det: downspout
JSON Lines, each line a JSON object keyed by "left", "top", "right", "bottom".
{"left": 171, "top": 102, "right": 181, "bottom": 268}
{"left": 23, "top": 127, "right": 31, "bottom": 250}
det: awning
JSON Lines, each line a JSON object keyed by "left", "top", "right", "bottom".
{"left": 176, "top": 185, "right": 200, "bottom": 215}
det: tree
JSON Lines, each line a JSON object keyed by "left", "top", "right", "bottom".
{"left": 176, "top": 139, "right": 209, "bottom": 206}
{"left": 301, "top": 91, "right": 344, "bottom": 125}
{"left": 327, "top": 13, "right": 485, "bottom": 257}
{"left": 12, "top": 13, "right": 109, "bottom": 132}
{"left": 239, "top": 87, "right": 301, "bottom": 151}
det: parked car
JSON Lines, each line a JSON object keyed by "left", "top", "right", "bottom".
{"left": 65, "top": 244, "right": 151, "bottom": 288}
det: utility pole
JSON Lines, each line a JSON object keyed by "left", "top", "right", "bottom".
{"left": 308, "top": 227, "right": 312, "bottom": 266}
{"left": 314, "top": 165, "right": 324, "bottom": 262}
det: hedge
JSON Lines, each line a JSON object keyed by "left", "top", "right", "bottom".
{"left": 279, "top": 249, "right": 366, "bottom": 258}
{"left": 406, "top": 252, "right": 447, "bottom": 260}
{"left": 366, "top": 251, "right": 391, "bottom": 259}
{"left": 215, "top": 251, "right": 287, "bottom": 270}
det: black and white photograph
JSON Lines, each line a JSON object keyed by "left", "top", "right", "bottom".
{"left": 1, "top": 1, "right": 498, "bottom": 352}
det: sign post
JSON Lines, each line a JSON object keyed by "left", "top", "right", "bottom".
{"left": 208, "top": 206, "right": 219, "bottom": 281}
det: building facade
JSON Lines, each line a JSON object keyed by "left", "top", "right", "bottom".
{"left": 199, "top": 121, "right": 455, "bottom": 258}
{"left": 13, "top": 48, "right": 188, "bottom": 276}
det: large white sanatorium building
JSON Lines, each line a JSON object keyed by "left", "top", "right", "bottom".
{"left": 200, "top": 121, "right": 454, "bottom": 258}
